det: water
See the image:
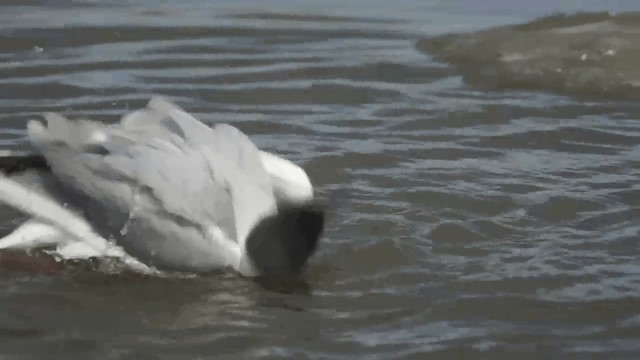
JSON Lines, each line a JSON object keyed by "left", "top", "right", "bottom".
{"left": 1, "top": 0, "right": 640, "bottom": 358}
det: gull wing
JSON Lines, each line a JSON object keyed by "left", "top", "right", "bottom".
{"left": 26, "top": 100, "right": 277, "bottom": 273}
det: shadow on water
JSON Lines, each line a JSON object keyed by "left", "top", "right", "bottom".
{"left": 252, "top": 273, "right": 313, "bottom": 296}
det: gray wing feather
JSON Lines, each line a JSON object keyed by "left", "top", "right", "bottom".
{"left": 121, "top": 98, "right": 273, "bottom": 195}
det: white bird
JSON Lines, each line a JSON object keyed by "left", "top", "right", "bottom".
{"left": 0, "top": 97, "right": 324, "bottom": 276}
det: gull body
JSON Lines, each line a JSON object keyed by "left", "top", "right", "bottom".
{"left": 0, "top": 97, "right": 324, "bottom": 276}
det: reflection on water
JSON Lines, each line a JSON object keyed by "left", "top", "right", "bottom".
{"left": 0, "top": 0, "right": 640, "bottom": 358}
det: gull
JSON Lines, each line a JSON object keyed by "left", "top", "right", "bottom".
{"left": 0, "top": 97, "right": 324, "bottom": 276}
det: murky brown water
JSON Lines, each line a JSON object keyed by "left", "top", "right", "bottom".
{"left": 1, "top": 1, "right": 640, "bottom": 359}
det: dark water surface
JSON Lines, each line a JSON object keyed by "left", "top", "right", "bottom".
{"left": 1, "top": 0, "right": 640, "bottom": 359}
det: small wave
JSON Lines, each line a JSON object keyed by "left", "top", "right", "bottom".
{"left": 416, "top": 12, "right": 640, "bottom": 100}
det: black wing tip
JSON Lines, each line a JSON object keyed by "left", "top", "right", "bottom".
{"left": 0, "top": 153, "right": 50, "bottom": 175}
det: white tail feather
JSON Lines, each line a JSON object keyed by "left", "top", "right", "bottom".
{"left": 0, "top": 220, "right": 118, "bottom": 260}
{"left": 0, "top": 174, "right": 111, "bottom": 253}
{"left": 0, "top": 174, "right": 155, "bottom": 271}
{"left": 0, "top": 219, "right": 63, "bottom": 250}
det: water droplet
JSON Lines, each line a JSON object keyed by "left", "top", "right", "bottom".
{"left": 120, "top": 221, "right": 130, "bottom": 236}
{"left": 121, "top": 190, "right": 142, "bottom": 236}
